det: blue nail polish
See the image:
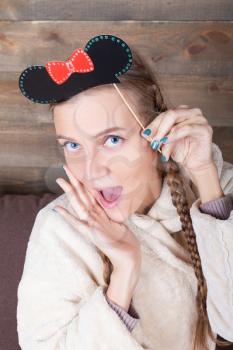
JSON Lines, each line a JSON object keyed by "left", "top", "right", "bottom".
{"left": 151, "top": 140, "right": 159, "bottom": 150}
{"left": 143, "top": 128, "right": 152, "bottom": 136}
{"left": 160, "top": 136, "right": 168, "bottom": 144}
{"left": 161, "top": 154, "right": 167, "bottom": 162}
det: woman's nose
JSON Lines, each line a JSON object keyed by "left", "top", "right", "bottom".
{"left": 84, "top": 149, "right": 109, "bottom": 182}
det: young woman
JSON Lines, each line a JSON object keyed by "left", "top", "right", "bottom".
{"left": 17, "top": 47, "right": 233, "bottom": 350}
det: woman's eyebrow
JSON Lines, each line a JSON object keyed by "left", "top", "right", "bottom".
{"left": 56, "top": 127, "right": 127, "bottom": 141}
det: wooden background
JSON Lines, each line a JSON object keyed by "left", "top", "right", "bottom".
{"left": 0, "top": 1, "right": 233, "bottom": 194}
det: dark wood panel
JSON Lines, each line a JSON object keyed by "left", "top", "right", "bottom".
{"left": 161, "top": 75, "right": 233, "bottom": 127}
{"left": 0, "top": 166, "right": 65, "bottom": 194}
{"left": 1, "top": 72, "right": 232, "bottom": 126}
{"left": 212, "top": 126, "right": 233, "bottom": 164}
{"left": 0, "top": 0, "right": 233, "bottom": 21}
{"left": 0, "top": 21, "right": 232, "bottom": 193}
{"left": 0, "top": 124, "right": 65, "bottom": 194}
{"left": 0, "top": 21, "right": 232, "bottom": 76}
{"left": 0, "top": 124, "right": 62, "bottom": 167}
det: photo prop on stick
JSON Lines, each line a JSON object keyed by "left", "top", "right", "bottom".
{"left": 18, "top": 34, "right": 133, "bottom": 104}
{"left": 18, "top": 33, "right": 162, "bottom": 153}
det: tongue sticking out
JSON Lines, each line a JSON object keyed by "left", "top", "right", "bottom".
{"left": 101, "top": 186, "right": 122, "bottom": 202}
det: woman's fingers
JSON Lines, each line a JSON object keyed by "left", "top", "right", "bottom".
{"left": 150, "top": 108, "right": 205, "bottom": 143}
{"left": 57, "top": 165, "right": 105, "bottom": 223}
{"left": 161, "top": 115, "right": 208, "bottom": 143}
{"left": 56, "top": 177, "right": 90, "bottom": 221}
{"left": 64, "top": 164, "right": 97, "bottom": 207}
{"left": 166, "top": 116, "right": 212, "bottom": 143}
{"left": 63, "top": 164, "right": 94, "bottom": 207}
{"left": 83, "top": 185, "right": 98, "bottom": 206}
{"left": 160, "top": 122, "right": 212, "bottom": 162}
{"left": 53, "top": 205, "right": 95, "bottom": 243}
{"left": 141, "top": 107, "right": 204, "bottom": 144}
{"left": 141, "top": 106, "right": 189, "bottom": 138}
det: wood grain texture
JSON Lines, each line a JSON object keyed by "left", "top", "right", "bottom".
{"left": 0, "top": 21, "right": 232, "bottom": 192}
{"left": 0, "top": 165, "right": 66, "bottom": 195}
{"left": 0, "top": 0, "right": 233, "bottom": 20}
{"left": 1, "top": 21, "right": 232, "bottom": 76}
{"left": 212, "top": 126, "right": 233, "bottom": 164}
{"left": 1, "top": 72, "right": 233, "bottom": 126}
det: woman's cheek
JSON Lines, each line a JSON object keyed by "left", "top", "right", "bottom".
{"left": 109, "top": 149, "right": 144, "bottom": 183}
{"left": 64, "top": 160, "right": 84, "bottom": 182}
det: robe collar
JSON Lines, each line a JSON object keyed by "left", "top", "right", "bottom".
{"left": 127, "top": 142, "right": 223, "bottom": 234}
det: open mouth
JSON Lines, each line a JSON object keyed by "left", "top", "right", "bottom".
{"left": 96, "top": 186, "right": 123, "bottom": 209}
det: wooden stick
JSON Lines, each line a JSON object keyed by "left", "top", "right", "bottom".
{"left": 113, "top": 83, "right": 162, "bottom": 154}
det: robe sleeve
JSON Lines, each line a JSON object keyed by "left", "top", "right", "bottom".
{"left": 199, "top": 193, "right": 233, "bottom": 220}
{"left": 16, "top": 209, "right": 146, "bottom": 350}
{"left": 104, "top": 291, "right": 140, "bottom": 332}
{"left": 189, "top": 160, "right": 233, "bottom": 341}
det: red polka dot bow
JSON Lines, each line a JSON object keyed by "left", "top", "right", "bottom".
{"left": 45, "top": 48, "right": 94, "bottom": 85}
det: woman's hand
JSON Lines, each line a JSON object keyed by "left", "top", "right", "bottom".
{"left": 141, "top": 105, "right": 214, "bottom": 175}
{"left": 54, "top": 165, "right": 141, "bottom": 275}
{"left": 141, "top": 105, "right": 224, "bottom": 205}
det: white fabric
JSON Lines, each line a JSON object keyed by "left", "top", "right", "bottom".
{"left": 17, "top": 142, "right": 233, "bottom": 349}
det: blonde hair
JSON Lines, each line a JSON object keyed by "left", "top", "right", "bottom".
{"left": 49, "top": 46, "right": 233, "bottom": 350}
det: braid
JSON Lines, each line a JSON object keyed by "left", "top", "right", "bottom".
{"left": 162, "top": 158, "right": 233, "bottom": 349}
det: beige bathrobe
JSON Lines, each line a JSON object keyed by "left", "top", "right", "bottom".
{"left": 17, "top": 142, "right": 233, "bottom": 350}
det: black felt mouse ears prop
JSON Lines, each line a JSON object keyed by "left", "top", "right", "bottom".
{"left": 18, "top": 34, "right": 133, "bottom": 104}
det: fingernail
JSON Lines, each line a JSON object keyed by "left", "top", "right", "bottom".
{"left": 151, "top": 140, "right": 159, "bottom": 150}
{"left": 142, "top": 128, "right": 152, "bottom": 137}
{"left": 160, "top": 154, "right": 167, "bottom": 162}
{"left": 160, "top": 136, "right": 168, "bottom": 144}
{"left": 56, "top": 178, "right": 62, "bottom": 185}
{"left": 52, "top": 208, "right": 57, "bottom": 212}
{"left": 62, "top": 164, "right": 66, "bottom": 171}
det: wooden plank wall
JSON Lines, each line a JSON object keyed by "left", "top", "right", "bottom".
{"left": 0, "top": 1, "right": 233, "bottom": 194}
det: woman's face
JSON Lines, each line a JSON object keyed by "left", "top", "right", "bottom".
{"left": 53, "top": 84, "right": 162, "bottom": 223}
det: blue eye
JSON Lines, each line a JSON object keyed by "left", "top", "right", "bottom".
{"left": 61, "top": 135, "right": 124, "bottom": 152}
{"left": 61, "top": 141, "right": 80, "bottom": 151}
{"left": 104, "top": 135, "right": 124, "bottom": 147}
